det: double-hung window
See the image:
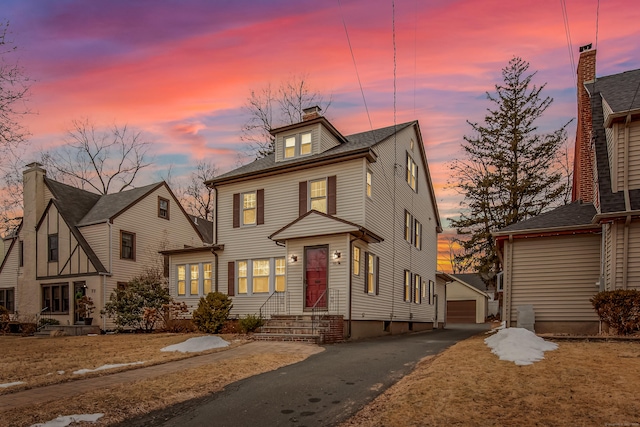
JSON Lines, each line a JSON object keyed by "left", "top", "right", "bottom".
{"left": 404, "top": 210, "right": 422, "bottom": 250}
{"left": 352, "top": 246, "right": 361, "bottom": 276}
{"left": 414, "top": 220, "right": 422, "bottom": 250}
{"left": 414, "top": 274, "right": 421, "bottom": 304}
{"left": 0, "top": 288, "right": 14, "bottom": 313}
{"left": 284, "top": 132, "right": 312, "bottom": 159}
{"left": 406, "top": 152, "right": 417, "bottom": 191}
{"left": 42, "top": 283, "right": 69, "bottom": 314}
{"left": 48, "top": 234, "right": 58, "bottom": 262}
{"left": 177, "top": 263, "right": 214, "bottom": 297}
{"left": 309, "top": 179, "right": 327, "bottom": 213}
{"left": 404, "top": 270, "right": 411, "bottom": 302}
{"left": 366, "top": 170, "right": 372, "bottom": 198}
{"left": 405, "top": 211, "right": 412, "bottom": 242}
{"left": 242, "top": 192, "right": 256, "bottom": 226}
{"left": 158, "top": 197, "right": 169, "bottom": 219}
{"left": 365, "top": 252, "right": 378, "bottom": 295}
{"left": 252, "top": 259, "right": 270, "bottom": 293}
{"left": 236, "top": 258, "right": 286, "bottom": 295}
{"left": 120, "top": 231, "right": 135, "bottom": 260}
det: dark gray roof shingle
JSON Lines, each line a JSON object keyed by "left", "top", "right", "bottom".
{"left": 452, "top": 273, "right": 489, "bottom": 292}
{"left": 211, "top": 121, "right": 416, "bottom": 183}
{"left": 77, "top": 182, "right": 162, "bottom": 225}
{"left": 188, "top": 215, "right": 213, "bottom": 244}
{"left": 497, "top": 201, "right": 597, "bottom": 232}
{"left": 585, "top": 69, "right": 640, "bottom": 113}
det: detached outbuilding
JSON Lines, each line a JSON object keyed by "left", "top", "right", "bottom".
{"left": 439, "top": 273, "right": 488, "bottom": 324}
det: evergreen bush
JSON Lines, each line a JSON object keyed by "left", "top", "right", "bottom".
{"left": 591, "top": 289, "right": 640, "bottom": 335}
{"left": 192, "top": 292, "right": 232, "bottom": 334}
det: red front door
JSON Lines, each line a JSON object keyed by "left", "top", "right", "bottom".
{"left": 305, "top": 246, "right": 328, "bottom": 309}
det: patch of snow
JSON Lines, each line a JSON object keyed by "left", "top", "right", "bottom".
{"left": 57, "top": 370, "right": 65, "bottom": 375}
{"left": 161, "top": 335, "right": 230, "bottom": 353}
{"left": 0, "top": 381, "right": 25, "bottom": 388}
{"left": 30, "top": 413, "right": 104, "bottom": 427}
{"left": 484, "top": 327, "right": 558, "bottom": 365}
{"left": 73, "top": 361, "right": 144, "bottom": 375}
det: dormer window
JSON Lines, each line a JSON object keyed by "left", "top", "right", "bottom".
{"left": 284, "top": 131, "right": 313, "bottom": 159}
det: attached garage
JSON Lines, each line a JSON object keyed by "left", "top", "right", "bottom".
{"left": 445, "top": 277, "right": 488, "bottom": 324}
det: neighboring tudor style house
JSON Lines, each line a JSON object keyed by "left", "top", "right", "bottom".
{"left": 494, "top": 45, "right": 640, "bottom": 334}
{"left": 163, "top": 107, "right": 443, "bottom": 340}
{"left": 0, "top": 163, "right": 209, "bottom": 330}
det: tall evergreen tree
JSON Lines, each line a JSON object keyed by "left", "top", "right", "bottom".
{"left": 450, "top": 57, "right": 570, "bottom": 282}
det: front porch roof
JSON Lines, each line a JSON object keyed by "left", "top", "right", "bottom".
{"left": 159, "top": 244, "right": 224, "bottom": 256}
{"left": 269, "top": 210, "right": 383, "bottom": 244}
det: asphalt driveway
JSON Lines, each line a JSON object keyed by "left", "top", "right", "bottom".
{"left": 123, "top": 324, "right": 489, "bottom": 427}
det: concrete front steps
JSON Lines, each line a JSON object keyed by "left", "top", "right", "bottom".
{"left": 254, "top": 314, "right": 344, "bottom": 344}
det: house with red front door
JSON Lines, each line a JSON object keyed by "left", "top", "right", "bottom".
{"left": 162, "top": 107, "right": 443, "bottom": 341}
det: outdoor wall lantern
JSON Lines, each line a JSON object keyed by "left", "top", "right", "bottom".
{"left": 289, "top": 254, "right": 298, "bottom": 263}
{"left": 333, "top": 250, "right": 342, "bottom": 264}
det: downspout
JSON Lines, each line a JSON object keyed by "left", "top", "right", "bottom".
{"left": 600, "top": 223, "right": 606, "bottom": 292}
{"left": 213, "top": 186, "right": 219, "bottom": 292}
{"left": 348, "top": 235, "right": 356, "bottom": 339}
{"left": 505, "top": 234, "right": 514, "bottom": 327}
{"left": 103, "top": 220, "right": 112, "bottom": 331}
{"left": 623, "top": 114, "right": 632, "bottom": 211}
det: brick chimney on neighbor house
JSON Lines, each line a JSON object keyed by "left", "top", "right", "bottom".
{"left": 302, "top": 106, "right": 322, "bottom": 121}
{"left": 571, "top": 44, "right": 596, "bottom": 204}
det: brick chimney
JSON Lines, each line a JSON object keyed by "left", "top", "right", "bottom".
{"left": 571, "top": 44, "right": 596, "bottom": 204}
{"left": 302, "top": 106, "right": 322, "bottom": 121}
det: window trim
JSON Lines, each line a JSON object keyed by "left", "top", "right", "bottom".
{"left": 158, "top": 196, "right": 170, "bottom": 220}
{"left": 120, "top": 230, "right": 136, "bottom": 261}
{"left": 42, "top": 283, "right": 69, "bottom": 314}
{"left": 414, "top": 274, "right": 421, "bottom": 304}
{"left": 48, "top": 234, "right": 58, "bottom": 262}
{"left": 0, "top": 288, "right": 15, "bottom": 313}
{"left": 252, "top": 259, "right": 270, "bottom": 294}
{"left": 406, "top": 152, "right": 418, "bottom": 192}
{"left": 275, "top": 257, "right": 286, "bottom": 292}
{"left": 309, "top": 178, "right": 327, "bottom": 214}
{"left": 283, "top": 131, "right": 313, "bottom": 159}
{"left": 366, "top": 170, "right": 372, "bottom": 198}
{"left": 176, "top": 262, "right": 214, "bottom": 297}
{"left": 241, "top": 191, "right": 257, "bottom": 226}
{"left": 352, "top": 246, "right": 361, "bottom": 276}
{"left": 236, "top": 257, "right": 286, "bottom": 296}
{"left": 365, "top": 252, "right": 378, "bottom": 295}
{"left": 404, "top": 270, "right": 411, "bottom": 302}
{"left": 177, "top": 265, "right": 186, "bottom": 296}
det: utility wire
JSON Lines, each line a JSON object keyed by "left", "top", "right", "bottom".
{"left": 338, "top": 0, "right": 373, "bottom": 131}
{"left": 560, "top": 0, "right": 576, "bottom": 88}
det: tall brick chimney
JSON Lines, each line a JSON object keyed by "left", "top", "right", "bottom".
{"left": 571, "top": 44, "right": 596, "bottom": 203}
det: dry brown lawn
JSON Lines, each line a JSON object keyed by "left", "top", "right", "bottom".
{"left": 0, "top": 333, "right": 246, "bottom": 394}
{"left": 0, "top": 333, "right": 315, "bottom": 426}
{"left": 344, "top": 335, "right": 640, "bottom": 427}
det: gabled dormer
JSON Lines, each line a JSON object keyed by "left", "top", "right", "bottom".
{"left": 271, "top": 106, "right": 349, "bottom": 163}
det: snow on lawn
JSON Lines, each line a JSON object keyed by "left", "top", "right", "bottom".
{"left": 160, "top": 335, "right": 229, "bottom": 353}
{"left": 30, "top": 413, "right": 103, "bottom": 427}
{"left": 0, "top": 381, "right": 25, "bottom": 388}
{"left": 73, "top": 361, "right": 145, "bottom": 375}
{"left": 484, "top": 327, "right": 558, "bottom": 366}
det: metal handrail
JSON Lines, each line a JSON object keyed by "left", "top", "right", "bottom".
{"left": 311, "top": 289, "right": 340, "bottom": 333}
{"left": 258, "top": 291, "right": 288, "bottom": 320}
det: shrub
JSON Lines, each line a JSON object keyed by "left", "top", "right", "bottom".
{"left": 591, "top": 289, "right": 640, "bottom": 335}
{"left": 192, "top": 292, "right": 232, "bottom": 334}
{"left": 160, "top": 301, "right": 196, "bottom": 333}
{"left": 239, "top": 314, "right": 264, "bottom": 333}
{"left": 102, "top": 268, "right": 172, "bottom": 332}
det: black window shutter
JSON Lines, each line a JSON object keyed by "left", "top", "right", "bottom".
{"left": 364, "top": 251, "right": 370, "bottom": 293}
{"left": 375, "top": 256, "right": 380, "bottom": 295}
{"left": 299, "top": 181, "right": 307, "bottom": 216}
{"left": 232, "top": 193, "right": 240, "bottom": 228}
{"left": 227, "top": 261, "right": 235, "bottom": 296}
{"left": 415, "top": 165, "right": 419, "bottom": 193}
{"left": 327, "top": 175, "right": 337, "bottom": 215}
{"left": 257, "top": 189, "right": 265, "bottom": 225}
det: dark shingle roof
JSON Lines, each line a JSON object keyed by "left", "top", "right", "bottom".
{"left": 188, "top": 215, "right": 213, "bottom": 244}
{"left": 585, "top": 69, "right": 640, "bottom": 113}
{"left": 452, "top": 273, "right": 488, "bottom": 292}
{"left": 44, "top": 178, "right": 101, "bottom": 226}
{"left": 77, "top": 182, "right": 162, "bottom": 225}
{"left": 497, "top": 201, "right": 597, "bottom": 233}
{"left": 211, "top": 121, "right": 416, "bottom": 183}
{"left": 590, "top": 78, "right": 640, "bottom": 213}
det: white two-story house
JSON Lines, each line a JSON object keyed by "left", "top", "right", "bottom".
{"left": 163, "top": 108, "right": 443, "bottom": 340}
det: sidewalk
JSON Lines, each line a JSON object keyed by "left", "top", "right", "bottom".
{"left": 0, "top": 341, "right": 324, "bottom": 412}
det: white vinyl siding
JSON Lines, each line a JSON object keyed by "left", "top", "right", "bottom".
{"left": 504, "top": 234, "right": 600, "bottom": 324}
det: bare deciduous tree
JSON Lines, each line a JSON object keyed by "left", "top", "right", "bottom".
{"left": 42, "top": 118, "right": 153, "bottom": 194}
{"left": 183, "top": 160, "right": 217, "bottom": 221}
{"left": 241, "top": 75, "right": 331, "bottom": 158}
{"left": 0, "top": 20, "right": 31, "bottom": 234}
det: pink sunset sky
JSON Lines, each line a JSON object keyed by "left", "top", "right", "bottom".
{"left": 4, "top": 0, "right": 640, "bottom": 271}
